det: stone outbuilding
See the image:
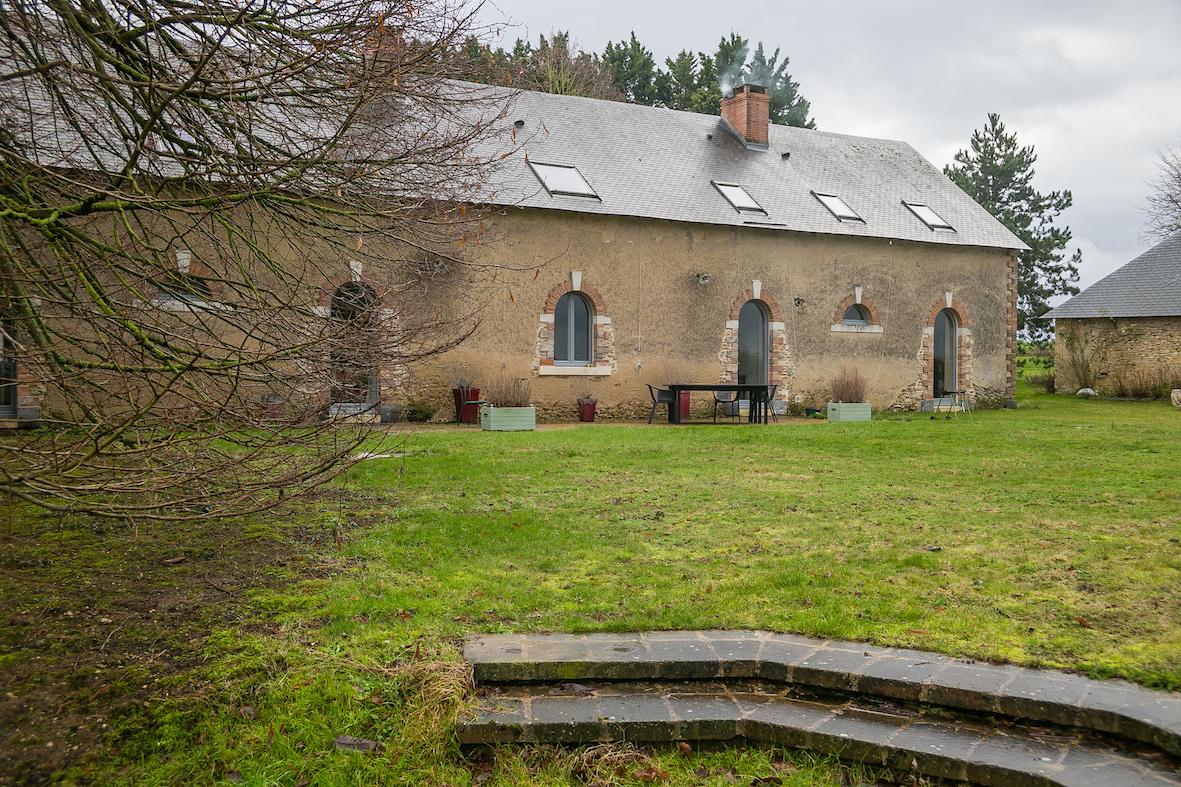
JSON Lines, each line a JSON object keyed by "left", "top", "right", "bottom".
{"left": 1044, "top": 231, "right": 1181, "bottom": 394}
{"left": 423, "top": 83, "right": 1027, "bottom": 417}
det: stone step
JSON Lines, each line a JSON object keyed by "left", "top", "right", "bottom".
{"left": 458, "top": 680, "right": 1180, "bottom": 787}
{"left": 464, "top": 630, "right": 1181, "bottom": 757}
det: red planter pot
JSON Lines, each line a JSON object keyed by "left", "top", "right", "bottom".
{"left": 577, "top": 398, "right": 598, "bottom": 422}
{"left": 679, "top": 390, "right": 691, "bottom": 420}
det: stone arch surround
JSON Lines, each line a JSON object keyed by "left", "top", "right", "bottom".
{"left": 717, "top": 286, "right": 792, "bottom": 398}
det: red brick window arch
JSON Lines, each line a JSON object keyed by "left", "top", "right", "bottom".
{"left": 919, "top": 295, "right": 972, "bottom": 399}
{"left": 718, "top": 283, "right": 793, "bottom": 397}
{"left": 831, "top": 288, "right": 883, "bottom": 333}
{"left": 534, "top": 274, "right": 616, "bottom": 376}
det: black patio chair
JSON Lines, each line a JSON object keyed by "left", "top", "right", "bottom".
{"left": 766, "top": 384, "right": 779, "bottom": 423}
{"left": 713, "top": 389, "right": 737, "bottom": 422}
{"left": 647, "top": 384, "right": 675, "bottom": 424}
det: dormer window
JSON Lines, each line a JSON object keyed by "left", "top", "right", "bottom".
{"left": 813, "top": 192, "right": 864, "bottom": 223}
{"left": 904, "top": 202, "right": 955, "bottom": 231}
{"left": 713, "top": 182, "right": 765, "bottom": 214}
{"left": 529, "top": 162, "right": 599, "bottom": 198}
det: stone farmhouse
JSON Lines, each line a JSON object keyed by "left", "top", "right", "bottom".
{"left": 419, "top": 83, "right": 1027, "bottom": 418}
{"left": 1044, "top": 231, "right": 1181, "bottom": 393}
{"left": 0, "top": 80, "right": 1028, "bottom": 428}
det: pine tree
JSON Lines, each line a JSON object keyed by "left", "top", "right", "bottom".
{"left": 603, "top": 32, "right": 660, "bottom": 104}
{"left": 747, "top": 42, "right": 814, "bottom": 129}
{"left": 945, "top": 114, "right": 1080, "bottom": 341}
{"left": 660, "top": 50, "right": 699, "bottom": 111}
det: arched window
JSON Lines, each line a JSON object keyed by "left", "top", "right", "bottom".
{"left": 330, "top": 282, "right": 379, "bottom": 403}
{"left": 933, "top": 308, "right": 958, "bottom": 398}
{"left": 0, "top": 317, "right": 15, "bottom": 418}
{"left": 737, "top": 300, "right": 769, "bottom": 385}
{"left": 841, "top": 304, "right": 870, "bottom": 325}
{"left": 330, "top": 281, "right": 378, "bottom": 324}
{"left": 554, "top": 291, "right": 593, "bottom": 365}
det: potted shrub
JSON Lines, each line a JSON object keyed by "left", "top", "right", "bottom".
{"left": 827, "top": 367, "right": 872, "bottom": 422}
{"left": 480, "top": 376, "right": 535, "bottom": 431}
{"left": 576, "top": 390, "right": 598, "bottom": 422}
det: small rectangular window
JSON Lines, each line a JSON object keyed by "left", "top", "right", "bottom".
{"left": 813, "top": 192, "right": 864, "bottom": 223}
{"left": 904, "top": 201, "right": 955, "bottom": 231}
{"left": 713, "top": 182, "right": 766, "bottom": 213}
{"left": 529, "top": 162, "right": 599, "bottom": 198}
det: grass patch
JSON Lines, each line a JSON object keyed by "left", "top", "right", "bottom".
{"left": 321, "top": 395, "right": 1180, "bottom": 689}
{"left": 3, "top": 392, "right": 1179, "bottom": 784}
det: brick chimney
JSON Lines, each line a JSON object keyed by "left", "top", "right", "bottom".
{"left": 720, "top": 84, "right": 770, "bottom": 148}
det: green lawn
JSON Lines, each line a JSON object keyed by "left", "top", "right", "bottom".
{"left": 335, "top": 392, "right": 1179, "bottom": 688}
{"left": 12, "top": 392, "right": 1181, "bottom": 785}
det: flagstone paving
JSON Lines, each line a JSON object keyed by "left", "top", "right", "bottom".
{"left": 458, "top": 631, "right": 1181, "bottom": 787}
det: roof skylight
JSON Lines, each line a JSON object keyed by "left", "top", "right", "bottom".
{"left": 713, "top": 182, "right": 765, "bottom": 213}
{"left": 529, "top": 161, "right": 599, "bottom": 198}
{"left": 904, "top": 202, "right": 955, "bottom": 231}
{"left": 813, "top": 192, "right": 864, "bottom": 223}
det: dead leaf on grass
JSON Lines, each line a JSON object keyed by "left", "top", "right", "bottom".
{"left": 677, "top": 741, "right": 692, "bottom": 758}
{"left": 1076, "top": 617, "right": 1093, "bottom": 629}
{"left": 238, "top": 705, "right": 256, "bottom": 720}
{"left": 631, "top": 766, "right": 669, "bottom": 782}
{"left": 752, "top": 777, "right": 783, "bottom": 786}
{"left": 906, "top": 629, "right": 931, "bottom": 636}
{"left": 163, "top": 556, "right": 186, "bottom": 564}
{"left": 333, "top": 734, "right": 379, "bottom": 753}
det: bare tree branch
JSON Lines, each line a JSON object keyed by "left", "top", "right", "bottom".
{"left": 1142, "top": 145, "right": 1181, "bottom": 242}
{"left": 0, "top": 0, "right": 518, "bottom": 520}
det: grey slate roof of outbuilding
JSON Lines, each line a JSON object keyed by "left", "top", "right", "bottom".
{"left": 477, "top": 86, "right": 1027, "bottom": 252}
{"left": 1043, "top": 232, "right": 1181, "bottom": 319}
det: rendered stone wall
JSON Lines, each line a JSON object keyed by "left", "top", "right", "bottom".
{"left": 416, "top": 209, "right": 1016, "bottom": 417}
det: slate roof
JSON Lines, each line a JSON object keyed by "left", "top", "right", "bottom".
{"left": 1044, "top": 232, "right": 1181, "bottom": 319}
{"left": 475, "top": 86, "right": 1027, "bottom": 252}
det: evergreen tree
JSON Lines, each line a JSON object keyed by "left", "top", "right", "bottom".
{"left": 713, "top": 32, "right": 749, "bottom": 93}
{"left": 747, "top": 42, "right": 814, "bottom": 129}
{"left": 603, "top": 32, "right": 660, "bottom": 104}
{"left": 945, "top": 114, "right": 1080, "bottom": 341}
{"left": 693, "top": 51, "right": 722, "bottom": 115}
{"left": 465, "top": 29, "right": 815, "bottom": 128}
{"left": 660, "top": 50, "right": 699, "bottom": 111}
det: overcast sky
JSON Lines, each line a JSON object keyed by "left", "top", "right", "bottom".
{"left": 478, "top": 0, "right": 1181, "bottom": 298}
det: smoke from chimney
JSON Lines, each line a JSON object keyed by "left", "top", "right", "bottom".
{"left": 719, "top": 74, "right": 735, "bottom": 99}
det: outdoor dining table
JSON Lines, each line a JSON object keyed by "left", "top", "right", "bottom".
{"left": 665, "top": 383, "right": 774, "bottom": 424}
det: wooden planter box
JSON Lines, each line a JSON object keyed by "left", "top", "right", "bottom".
{"left": 827, "top": 402, "right": 872, "bottom": 422}
{"left": 480, "top": 405, "right": 536, "bottom": 431}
